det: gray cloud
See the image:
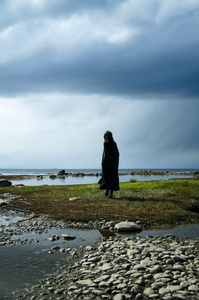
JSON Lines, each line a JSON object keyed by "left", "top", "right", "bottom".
{"left": 0, "top": 96, "right": 198, "bottom": 168}
{"left": 0, "top": 0, "right": 199, "bottom": 98}
{"left": 0, "top": 1, "right": 198, "bottom": 169}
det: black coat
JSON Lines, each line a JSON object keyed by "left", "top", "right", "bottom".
{"left": 99, "top": 141, "right": 119, "bottom": 191}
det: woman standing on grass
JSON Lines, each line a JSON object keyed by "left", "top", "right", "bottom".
{"left": 99, "top": 131, "right": 119, "bottom": 198}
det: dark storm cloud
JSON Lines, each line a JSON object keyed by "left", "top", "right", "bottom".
{"left": 118, "top": 99, "right": 199, "bottom": 169}
{"left": 1, "top": 39, "right": 199, "bottom": 98}
{"left": 0, "top": 0, "right": 199, "bottom": 99}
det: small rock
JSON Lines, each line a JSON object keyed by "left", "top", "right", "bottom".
{"left": 61, "top": 234, "right": 76, "bottom": 240}
{"left": 49, "top": 175, "right": 56, "bottom": 179}
{"left": 49, "top": 234, "right": 59, "bottom": 241}
{"left": 69, "top": 197, "right": 81, "bottom": 201}
{"left": 167, "top": 285, "right": 181, "bottom": 292}
{"left": 159, "top": 287, "right": 170, "bottom": 295}
{"left": 113, "top": 294, "right": 126, "bottom": 300}
{"left": 98, "top": 263, "right": 112, "bottom": 271}
{"left": 77, "top": 279, "right": 94, "bottom": 286}
{"left": 188, "top": 285, "right": 198, "bottom": 292}
{"left": 143, "top": 287, "right": 155, "bottom": 296}
{"left": 12, "top": 184, "right": 25, "bottom": 187}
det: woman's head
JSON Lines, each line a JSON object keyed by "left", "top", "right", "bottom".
{"left": 104, "top": 131, "right": 114, "bottom": 143}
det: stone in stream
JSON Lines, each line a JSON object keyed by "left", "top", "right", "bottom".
{"left": 61, "top": 234, "right": 76, "bottom": 240}
{"left": 114, "top": 221, "right": 142, "bottom": 232}
{"left": 2, "top": 216, "right": 199, "bottom": 300}
{"left": 49, "top": 234, "right": 60, "bottom": 241}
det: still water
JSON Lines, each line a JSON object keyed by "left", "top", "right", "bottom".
{"left": 0, "top": 215, "right": 199, "bottom": 299}
{"left": 0, "top": 224, "right": 102, "bottom": 299}
{"left": 9, "top": 174, "right": 195, "bottom": 186}
{"left": 0, "top": 168, "right": 196, "bottom": 186}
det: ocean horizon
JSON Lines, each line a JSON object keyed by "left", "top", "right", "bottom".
{"left": 0, "top": 168, "right": 198, "bottom": 176}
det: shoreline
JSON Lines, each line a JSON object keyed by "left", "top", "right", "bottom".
{"left": 0, "top": 170, "right": 198, "bottom": 180}
{"left": 1, "top": 187, "right": 199, "bottom": 299}
{"left": 13, "top": 227, "right": 199, "bottom": 300}
{"left": 0, "top": 209, "right": 198, "bottom": 299}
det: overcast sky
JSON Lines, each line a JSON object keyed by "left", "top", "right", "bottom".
{"left": 0, "top": 0, "right": 198, "bottom": 169}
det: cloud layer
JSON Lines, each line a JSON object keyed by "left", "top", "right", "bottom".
{"left": 1, "top": 0, "right": 199, "bottom": 98}
{"left": 0, "top": 0, "right": 198, "bottom": 169}
{"left": 0, "top": 95, "right": 198, "bottom": 168}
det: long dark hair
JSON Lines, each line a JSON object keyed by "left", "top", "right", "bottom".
{"left": 104, "top": 131, "right": 114, "bottom": 143}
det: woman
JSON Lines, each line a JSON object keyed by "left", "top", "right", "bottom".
{"left": 99, "top": 131, "right": 119, "bottom": 198}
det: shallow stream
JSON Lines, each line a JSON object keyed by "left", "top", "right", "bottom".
{"left": 0, "top": 227, "right": 102, "bottom": 299}
{"left": 0, "top": 211, "right": 199, "bottom": 300}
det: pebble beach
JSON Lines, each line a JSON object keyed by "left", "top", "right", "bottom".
{"left": 14, "top": 234, "right": 199, "bottom": 300}
{"left": 2, "top": 213, "right": 197, "bottom": 300}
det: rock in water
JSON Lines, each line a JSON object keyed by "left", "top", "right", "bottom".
{"left": 0, "top": 179, "right": 12, "bottom": 187}
{"left": 114, "top": 221, "right": 142, "bottom": 232}
{"left": 61, "top": 234, "right": 76, "bottom": 240}
{"left": 49, "top": 175, "right": 56, "bottom": 179}
{"left": 57, "top": 170, "right": 65, "bottom": 176}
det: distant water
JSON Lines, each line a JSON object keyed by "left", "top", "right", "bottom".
{"left": 0, "top": 168, "right": 198, "bottom": 175}
{"left": 0, "top": 168, "right": 197, "bottom": 186}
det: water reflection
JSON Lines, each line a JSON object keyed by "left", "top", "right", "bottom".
{"left": 0, "top": 222, "right": 199, "bottom": 299}
{"left": 10, "top": 174, "right": 194, "bottom": 186}
{"left": 0, "top": 227, "right": 102, "bottom": 300}
{"left": 139, "top": 223, "right": 199, "bottom": 240}
{"left": 100, "top": 224, "right": 199, "bottom": 240}
{"left": 1, "top": 212, "right": 198, "bottom": 299}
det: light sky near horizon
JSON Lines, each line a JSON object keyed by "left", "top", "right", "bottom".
{"left": 0, "top": 0, "right": 198, "bottom": 169}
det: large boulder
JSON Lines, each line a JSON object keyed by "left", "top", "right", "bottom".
{"left": 114, "top": 221, "right": 142, "bottom": 233}
{"left": 0, "top": 179, "right": 12, "bottom": 187}
{"left": 57, "top": 170, "right": 65, "bottom": 176}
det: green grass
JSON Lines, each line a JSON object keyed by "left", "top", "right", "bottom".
{"left": 1, "top": 179, "right": 199, "bottom": 227}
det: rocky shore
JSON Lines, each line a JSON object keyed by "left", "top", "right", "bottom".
{"left": 0, "top": 170, "right": 198, "bottom": 184}
{"left": 1, "top": 210, "right": 197, "bottom": 300}
{"left": 13, "top": 234, "right": 199, "bottom": 300}
{"left": 0, "top": 209, "right": 198, "bottom": 299}
{"left": 0, "top": 210, "right": 99, "bottom": 247}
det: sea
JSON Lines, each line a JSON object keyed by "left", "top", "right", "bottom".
{"left": 0, "top": 168, "right": 198, "bottom": 186}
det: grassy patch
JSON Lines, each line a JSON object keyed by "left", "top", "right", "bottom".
{"left": 1, "top": 179, "right": 199, "bottom": 227}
